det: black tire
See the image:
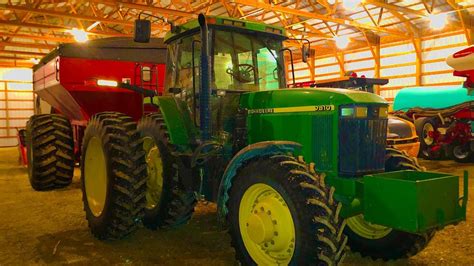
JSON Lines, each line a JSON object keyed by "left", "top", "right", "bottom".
{"left": 344, "top": 147, "right": 434, "bottom": 260}
{"left": 81, "top": 112, "right": 147, "bottom": 240}
{"left": 138, "top": 113, "right": 196, "bottom": 230}
{"left": 227, "top": 155, "right": 347, "bottom": 265}
{"left": 26, "top": 114, "right": 74, "bottom": 191}
{"left": 414, "top": 117, "right": 441, "bottom": 159}
{"left": 448, "top": 144, "right": 474, "bottom": 163}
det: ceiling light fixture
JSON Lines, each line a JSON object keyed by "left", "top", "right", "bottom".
{"left": 30, "top": 58, "right": 40, "bottom": 64}
{"left": 334, "top": 35, "right": 350, "bottom": 49}
{"left": 68, "top": 28, "right": 88, "bottom": 43}
{"left": 342, "top": 0, "right": 362, "bottom": 10}
{"left": 429, "top": 13, "right": 448, "bottom": 30}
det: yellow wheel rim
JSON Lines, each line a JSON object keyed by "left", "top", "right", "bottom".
{"left": 143, "top": 137, "right": 164, "bottom": 210}
{"left": 239, "top": 183, "right": 296, "bottom": 265}
{"left": 346, "top": 215, "right": 392, "bottom": 239}
{"left": 84, "top": 137, "right": 107, "bottom": 217}
{"left": 422, "top": 123, "right": 434, "bottom": 145}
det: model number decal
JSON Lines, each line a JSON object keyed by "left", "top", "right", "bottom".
{"left": 313, "top": 105, "right": 335, "bottom": 111}
{"left": 248, "top": 105, "right": 335, "bottom": 114}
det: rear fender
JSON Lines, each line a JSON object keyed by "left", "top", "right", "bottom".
{"left": 216, "top": 141, "right": 302, "bottom": 222}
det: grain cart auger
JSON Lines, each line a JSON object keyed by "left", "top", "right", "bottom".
{"left": 81, "top": 14, "right": 468, "bottom": 264}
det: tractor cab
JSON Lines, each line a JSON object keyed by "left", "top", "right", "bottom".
{"left": 163, "top": 17, "right": 288, "bottom": 93}
{"left": 156, "top": 16, "right": 290, "bottom": 141}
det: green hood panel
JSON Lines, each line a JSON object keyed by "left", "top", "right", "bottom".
{"left": 239, "top": 88, "right": 387, "bottom": 110}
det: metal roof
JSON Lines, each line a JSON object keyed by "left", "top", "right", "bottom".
{"left": 0, "top": 0, "right": 472, "bottom": 67}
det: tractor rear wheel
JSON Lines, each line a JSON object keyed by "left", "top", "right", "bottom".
{"left": 138, "top": 113, "right": 196, "bottom": 230}
{"left": 227, "top": 155, "right": 347, "bottom": 265}
{"left": 414, "top": 117, "right": 441, "bottom": 159}
{"left": 81, "top": 112, "right": 147, "bottom": 240}
{"left": 344, "top": 148, "right": 434, "bottom": 260}
{"left": 26, "top": 114, "right": 74, "bottom": 190}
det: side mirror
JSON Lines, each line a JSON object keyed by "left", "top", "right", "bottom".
{"left": 134, "top": 19, "right": 151, "bottom": 43}
{"left": 302, "top": 44, "right": 310, "bottom": 63}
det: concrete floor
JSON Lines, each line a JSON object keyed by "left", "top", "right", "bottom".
{"left": 0, "top": 147, "right": 472, "bottom": 265}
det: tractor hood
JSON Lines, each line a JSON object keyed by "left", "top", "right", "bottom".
{"left": 239, "top": 88, "right": 387, "bottom": 111}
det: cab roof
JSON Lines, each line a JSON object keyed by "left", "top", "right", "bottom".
{"left": 164, "top": 16, "right": 286, "bottom": 43}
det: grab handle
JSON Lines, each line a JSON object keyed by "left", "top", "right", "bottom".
{"left": 55, "top": 58, "right": 60, "bottom": 81}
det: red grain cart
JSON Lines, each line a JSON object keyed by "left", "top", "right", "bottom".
{"left": 23, "top": 37, "right": 166, "bottom": 190}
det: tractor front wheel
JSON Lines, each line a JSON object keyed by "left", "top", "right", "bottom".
{"left": 448, "top": 143, "right": 474, "bottom": 163}
{"left": 227, "top": 155, "right": 347, "bottom": 265}
{"left": 26, "top": 114, "right": 74, "bottom": 190}
{"left": 81, "top": 112, "right": 147, "bottom": 240}
{"left": 138, "top": 113, "right": 196, "bottom": 230}
{"left": 344, "top": 148, "right": 434, "bottom": 260}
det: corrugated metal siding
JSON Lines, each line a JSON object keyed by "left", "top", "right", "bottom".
{"left": 0, "top": 68, "right": 33, "bottom": 147}
{"left": 291, "top": 32, "right": 469, "bottom": 101}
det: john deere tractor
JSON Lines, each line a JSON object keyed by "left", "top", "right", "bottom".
{"left": 78, "top": 14, "right": 467, "bottom": 265}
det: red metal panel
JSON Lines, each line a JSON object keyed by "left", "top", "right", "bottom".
{"left": 33, "top": 56, "right": 166, "bottom": 122}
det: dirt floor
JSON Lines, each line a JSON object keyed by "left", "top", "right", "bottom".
{"left": 0, "top": 147, "right": 472, "bottom": 265}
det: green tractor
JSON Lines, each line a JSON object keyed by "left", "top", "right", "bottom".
{"left": 81, "top": 14, "right": 467, "bottom": 265}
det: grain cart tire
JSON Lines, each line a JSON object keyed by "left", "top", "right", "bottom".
{"left": 26, "top": 114, "right": 74, "bottom": 191}
{"left": 414, "top": 117, "right": 441, "bottom": 159}
{"left": 81, "top": 112, "right": 147, "bottom": 240}
{"left": 227, "top": 155, "right": 347, "bottom": 265}
{"left": 448, "top": 144, "right": 474, "bottom": 163}
{"left": 138, "top": 113, "right": 196, "bottom": 230}
{"left": 344, "top": 148, "right": 434, "bottom": 260}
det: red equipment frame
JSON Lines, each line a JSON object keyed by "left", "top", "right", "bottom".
{"left": 27, "top": 37, "right": 167, "bottom": 164}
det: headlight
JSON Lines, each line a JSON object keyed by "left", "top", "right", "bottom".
{"left": 379, "top": 107, "right": 388, "bottom": 118}
{"left": 341, "top": 107, "right": 354, "bottom": 117}
{"left": 341, "top": 106, "right": 367, "bottom": 118}
{"left": 355, "top": 107, "right": 367, "bottom": 118}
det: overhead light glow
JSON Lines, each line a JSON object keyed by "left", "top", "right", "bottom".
{"left": 334, "top": 35, "right": 350, "bottom": 49}
{"left": 68, "top": 28, "right": 88, "bottom": 43}
{"left": 342, "top": 0, "right": 362, "bottom": 10}
{"left": 86, "top": 21, "right": 100, "bottom": 31}
{"left": 97, "top": 79, "right": 118, "bottom": 87}
{"left": 429, "top": 13, "right": 448, "bottom": 30}
{"left": 327, "top": 0, "right": 336, "bottom": 4}
{"left": 30, "top": 58, "right": 40, "bottom": 64}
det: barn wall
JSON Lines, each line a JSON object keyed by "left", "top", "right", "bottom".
{"left": 0, "top": 68, "right": 33, "bottom": 147}
{"left": 289, "top": 31, "right": 468, "bottom": 101}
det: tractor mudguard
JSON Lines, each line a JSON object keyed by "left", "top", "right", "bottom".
{"left": 156, "top": 96, "right": 197, "bottom": 148}
{"left": 216, "top": 141, "right": 302, "bottom": 222}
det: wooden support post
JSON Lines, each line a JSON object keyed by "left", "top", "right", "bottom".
{"left": 374, "top": 44, "right": 381, "bottom": 95}
{"left": 336, "top": 52, "right": 345, "bottom": 77}
{"left": 4, "top": 81, "right": 10, "bottom": 139}
{"left": 413, "top": 38, "right": 423, "bottom": 86}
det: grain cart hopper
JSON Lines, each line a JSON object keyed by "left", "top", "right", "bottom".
{"left": 295, "top": 75, "right": 420, "bottom": 157}
{"left": 76, "top": 15, "right": 466, "bottom": 265}
{"left": 393, "top": 46, "right": 474, "bottom": 162}
{"left": 26, "top": 37, "right": 167, "bottom": 190}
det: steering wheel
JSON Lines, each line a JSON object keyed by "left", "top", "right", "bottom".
{"left": 226, "top": 64, "right": 256, "bottom": 83}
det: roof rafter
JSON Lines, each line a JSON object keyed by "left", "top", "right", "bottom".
{"left": 230, "top": 0, "right": 411, "bottom": 37}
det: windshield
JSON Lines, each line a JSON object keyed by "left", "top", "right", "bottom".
{"left": 211, "top": 29, "right": 285, "bottom": 91}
